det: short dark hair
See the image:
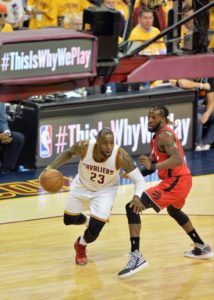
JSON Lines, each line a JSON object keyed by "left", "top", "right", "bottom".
{"left": 98, "top": 127, "right": 114, "bottom": 139}
{"left": 138, "top": 7, "right": 154, "bottom": 17}
{"left": 151, "top": 104, "right": 169, "bottom": 117}
{"left": 150, "top": 104, "right": 172, "bottom": 124}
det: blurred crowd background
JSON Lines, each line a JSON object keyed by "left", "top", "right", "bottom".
{"left": 0, "top": 0, "right": 213, "bottom": 174}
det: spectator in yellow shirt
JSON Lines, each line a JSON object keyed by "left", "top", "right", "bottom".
{"left": 180, "top": 6, "right": 194, "bottom": 50}
{"left": 0, "top": 0, "right": 24, "bottom": 29}
{"left": 128, "top": 7, "right": 166, "bottom": 55}
{"left": 133, "top": 0, "right": 166, "bottom": 31}
{"left": 26, "top": 0, "right": 58, "bottom": 29}
{"left": 115, "top": 0, "right": 128, "bottom": 21}
{"left": 57, "top": 0, "right": 91, "bottom": 29}
{"left": 0, "top": 3, "right": 13, "bottom": 32}
{"left": 208, "top": 3, "right": 214, "bottom": 50}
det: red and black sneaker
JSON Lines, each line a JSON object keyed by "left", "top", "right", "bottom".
{"left": 74, "top": 237, "right": 87, "bottom": 265}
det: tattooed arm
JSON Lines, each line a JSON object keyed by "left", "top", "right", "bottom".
{"left": 46, "top": 140, "right": 89, "bottom": 170}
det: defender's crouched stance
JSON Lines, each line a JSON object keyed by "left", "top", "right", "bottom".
{"left": 118, "top": 105, "right": 213, "bottom": 279}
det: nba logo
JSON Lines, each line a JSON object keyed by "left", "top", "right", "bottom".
{"left": 40, "top": 125, "right": 52, "bottom": 158}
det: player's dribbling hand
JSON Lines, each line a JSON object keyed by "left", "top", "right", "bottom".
{"left": 129, "top": 195, "right": 145, "bottom": 214}
{"left": 44, "top": 166, "right": 52, "bottom": 172}
{"left": 39, "top": 166, "right": 52, "bottom": 181}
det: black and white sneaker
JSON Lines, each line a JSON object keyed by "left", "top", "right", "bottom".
{"left": 184, "top": 243, "right": 213, "bottom": 259}
{"left": 118, "top": 250, "right": 148, "bottom": 279}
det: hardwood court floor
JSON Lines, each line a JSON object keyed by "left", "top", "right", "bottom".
{"left": 0, "top": 215, "right": 213, "bottom": 300}
{"left": 0, "top": 175, "right": 214, "bottom": 300}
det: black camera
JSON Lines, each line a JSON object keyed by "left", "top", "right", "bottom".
{"left": 5, "top": 102, "right": 23, "bottom": 122}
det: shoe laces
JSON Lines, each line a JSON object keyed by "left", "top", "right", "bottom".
{"left": 189, "top": 243, "right": 211, "bottom": 255}
{"left": 124, "top": 252, "right": 139, "bottom": 269}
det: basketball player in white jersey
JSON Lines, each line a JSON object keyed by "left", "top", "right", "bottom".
{"left": 45, "top": 127, "right": 145, "bottom": 265}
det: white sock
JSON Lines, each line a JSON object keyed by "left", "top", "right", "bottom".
{"left": 79, "top": 235, "right": 87, "bottom": 246}
{"left": 85, "top": 215, "right": 90, "bottom": 227}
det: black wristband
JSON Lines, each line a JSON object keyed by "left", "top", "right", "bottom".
{"left": 150, "top": 163, "right": 156, "bottom": 171}
{"left": 141, "top": 168, "right": 156, "bottom": 176}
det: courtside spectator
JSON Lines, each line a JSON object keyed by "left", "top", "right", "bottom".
{"left": 128, "top": 7, "right": 166, "bottom": 55}
{"left": 26, "top": 0, "right": 57, "bottom": 29}
{"left": 0, "top": 3, "right": 13, "bottom": 31}
{"left": 0, "top": 0, "right": 24, "bottom": 29}
{"left": 0, "top": 103, "right": 25, "bottom": 174}
{"left": 133, "top": 0, "right": 166, "bottom": 31}
{"left": 56, "top": 0, "right": 91, "bottom": 29}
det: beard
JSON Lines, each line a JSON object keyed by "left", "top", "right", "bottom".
{"left": 148, "top": 121, "right": 162, "bottom": 133}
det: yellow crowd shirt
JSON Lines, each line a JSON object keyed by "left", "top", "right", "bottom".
{"left": 115, "top": 0, "right": 129, "bottom": 21}
{"left": 56, "top": 0, "right": 91, "bottom": 29}
{"left": 128, "top": 25, "right": 166, "bottom": 55}
{"left": 162, "top": 0, "right": 173, "bottom": 25}
{"left": 180, "top": 25, "right": 193, "bottom": 49}
{"left": 209, "top": 7, "right": 214, "bottom": 49}
{"left": 134, "top": 0, "right": 140, "bottom": 7}
{"left": 27, "top": 0, "right": 58, "bottom": 29}
{"left": 1, "top": 23, "right": 13, "bottom": 32}
{"left": 57, "top": 0, "right": 91, "bottom": 16}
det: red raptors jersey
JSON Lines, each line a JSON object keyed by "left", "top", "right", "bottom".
{"left": 151, "top": 126, "right": 191, "bottom": 179}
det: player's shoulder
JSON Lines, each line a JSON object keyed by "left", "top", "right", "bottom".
{"left": 78, "top": 140, "right": 90, "bottom": 152}
{"left": 158, "top": 129, "right": 175, "bottom": 145}
{"left": 116, "top": 146, "right": 135, "bottom": 170}
{"left": 117, "top": 146, "right": 132, "bottom": 163}
{"left": 117, "top": 146, "right": 126, "bottom": 156}
{"left": 159, "top": 126, "right": 175, "bottom": 137}
{"left": 71, "top": 139, "right": 89, "bottom": 156}
{"left": 78, "top": 139, "right": 89, "bottom": 147}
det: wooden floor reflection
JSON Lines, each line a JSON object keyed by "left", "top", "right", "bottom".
{"left": 0, "top": 175, "right": 214, "bottom": 300}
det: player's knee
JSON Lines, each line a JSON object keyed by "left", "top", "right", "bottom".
{"left": 63, "top": 213, "right": 86, "bottom": 225}
{"left": 125, "top": 202, "right": 141, "bottom": 224}
{"left": 83, "top": 217, "right": 105, "bottom": 243}
{"left": 167, "top": 205, "right": 189, "bottom": 226}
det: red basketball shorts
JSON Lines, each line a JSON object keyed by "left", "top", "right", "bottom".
{"left": 145, "top": 174, "right": 192, "bottom": 211}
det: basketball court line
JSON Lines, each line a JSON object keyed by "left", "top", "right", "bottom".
{"left": 1, "top": 212, "right": 214, "bottom": 226}
{"left": 0, "top": 173, "right": 213, "bottom": 223}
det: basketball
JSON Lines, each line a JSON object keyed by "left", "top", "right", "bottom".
{"left": 39, "top": 169, "right": 64, "bottom": 193}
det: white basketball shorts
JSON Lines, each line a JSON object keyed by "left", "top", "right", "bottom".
{"left": 64, "top": 177, "right": 119, "bottom": 221}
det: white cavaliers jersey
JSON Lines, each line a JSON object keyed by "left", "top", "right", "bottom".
{"left": 78, "top": 139, "right": 120, "bottom": 191}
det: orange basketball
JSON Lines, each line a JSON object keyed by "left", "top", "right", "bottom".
{"left": 39, "top": 169, "right": 64, "bottom": 193}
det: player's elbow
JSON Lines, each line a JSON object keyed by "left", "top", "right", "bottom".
{"left": 177, "top": 79, "right": 187, "bottom": 89}
{"left": 175, "top": 156, "right": 183, "bottom": 166}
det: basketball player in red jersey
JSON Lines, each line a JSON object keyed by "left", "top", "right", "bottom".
{"left": 118, "top": 104, "right": 213, "bottom": 279}
{"left": 45, "top": 127, "right": 145, "bottom": 266}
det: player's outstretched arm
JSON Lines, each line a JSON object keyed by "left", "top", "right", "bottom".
{"left": 46, "top": 140, "right": 88, "bottom": 170}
